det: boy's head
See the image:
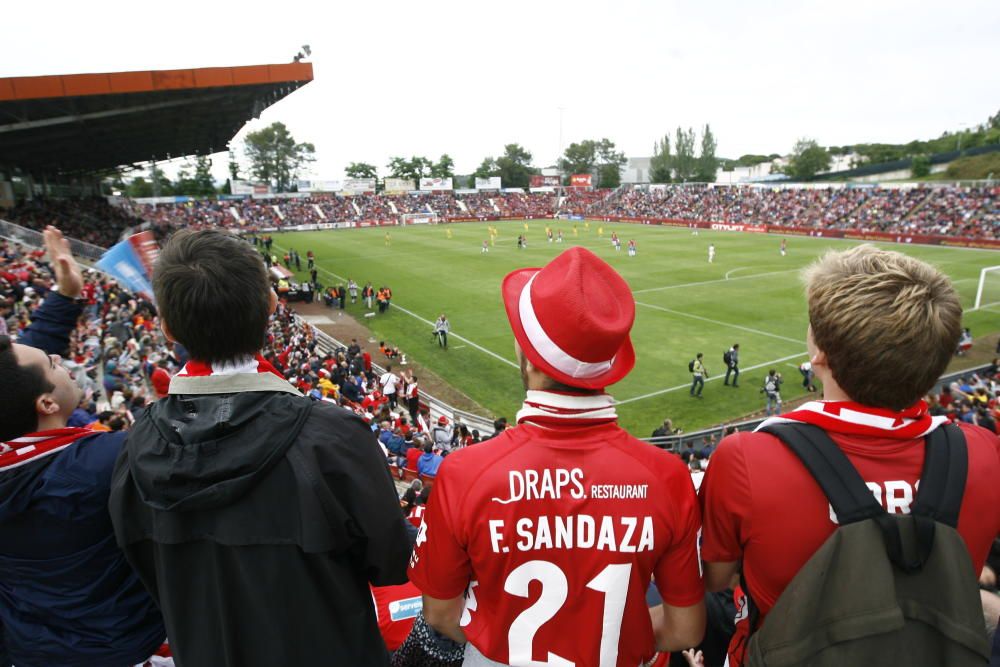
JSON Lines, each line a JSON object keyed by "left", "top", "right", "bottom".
{"left": 804, "top": 244, "right": 961, "bottom": 410}
{"left": 154, "top": 229, "right": 275, "bottom": 364}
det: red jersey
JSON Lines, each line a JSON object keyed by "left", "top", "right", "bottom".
{"left": 405, "top": 447, "right": 422, "bottom": 471}
{"left": 700, "top": 423, "right": 1000, "bottom": 666}
{"left": 408, "top": 421, "right": 703, "bottom": 667}
{"left": 407, "top": 504, "right": 426, "bottom": 528}
{"left": 370, "top": 582, "right": 422, "bottom": 651}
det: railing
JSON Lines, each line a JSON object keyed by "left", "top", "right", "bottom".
{"left": 300, "top": 315, "right": 497, "bottom": 434}
{"left": 0, "top": 219, "right": 107, "bottom": 262}
{"left": 640, "top": 362, "right": 995, "bottom": 451}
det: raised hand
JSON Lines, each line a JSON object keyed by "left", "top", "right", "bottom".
{"left": 44, "top": 226, "right": 84, "bottom": 299}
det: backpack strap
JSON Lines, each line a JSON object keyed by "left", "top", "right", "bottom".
{"left": 910, "top": 423, "right": 967, "bottom": 528}
{"left": 759, "top": 423, "right": 885, "bottom": 524}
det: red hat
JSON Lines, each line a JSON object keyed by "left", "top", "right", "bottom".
{"left": 437, "top": 415, "right": 449, "bottom": 426}
{"left": 151, "top": 367, "right": 172, "bottom": 398}
{"left": 502, "top": 246, "right": 635, "bottom": 389}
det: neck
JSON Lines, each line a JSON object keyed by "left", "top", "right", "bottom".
{"left": 35, "top": 414, "right": 68, "bottom": 432}
{"left": 814, "top": 368, "right": 851, "bottom": 402}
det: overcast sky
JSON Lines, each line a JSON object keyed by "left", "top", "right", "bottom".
{"left": 3, "top": 0, "right": 998, "bottom": 182}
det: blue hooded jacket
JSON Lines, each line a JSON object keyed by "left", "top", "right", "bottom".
{"left": 0, "top": 292, "right": 164, "bottom": 667}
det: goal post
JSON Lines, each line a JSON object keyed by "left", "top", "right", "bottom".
{"left": 973, "top": 265, "right": 1000, "bottom": 310}
{"left": 400, "top": 213, "right": 439, "bottom": 225}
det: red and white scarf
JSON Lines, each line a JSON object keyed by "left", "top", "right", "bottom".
{"left": 756, "top": 399, "right": 948, "bottom": 439}
{"left": 1, "top": 428, "right": 95, "bottom": 472}
{"left": 516, "top": 390, "right": 618, "bottom": 427}
{"left": 176, "top": 354, "right": 284, "bottom": 379}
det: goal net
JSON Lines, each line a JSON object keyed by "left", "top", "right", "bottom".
{"left": 400, "top": 213, "right": 439, "bottom": 225}
{"left": 973, "top": 265, "right": 1000, "bottom": 310}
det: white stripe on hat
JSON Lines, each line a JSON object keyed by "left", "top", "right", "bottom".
{"left": 518, "top": 274, "right": 614, "bottom": 379}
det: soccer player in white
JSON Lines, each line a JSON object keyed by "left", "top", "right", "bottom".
{"left": 708, "top": 243, "right": 716, "bottom": 263}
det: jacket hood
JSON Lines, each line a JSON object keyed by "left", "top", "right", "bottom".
{"left": 125, "top": 390, "right": 313, "bottom": 512}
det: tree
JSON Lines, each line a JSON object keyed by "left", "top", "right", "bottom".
{"left": 495, "top": 144, "right": 536, "bottom": 189}
{"left": 784, "top": 138, "right": 832, "bottom": 181}
{"left": 911, "top": 154, "right": 931, "bottom": 178}
{"left": 650, "top": 135, "right": 672, "bottom": 183}
{"left": 672, "top": 127, "right": 697, "bottom": 182}
{"left": 346, "top": 162, "right": 378, "bottom": 179}
{"left": 242, "top": 122, "right": 315, "bottom": 192}
{"left": 228, "top": 149, "right": 242, "bottom": 182}
{"left": 695, "top": 124, "right": 718, "bottom": 182}
{"left": 430, "top": 154, "right": 455, "bottom": 178}
{"left": 558, "top": 140, "right": 597, "bottom": 178}
{"left": 191, "top": 156, "right": 217, "bottom": 196}
{"left": 126, "top": 176, "right": 152, "bottom": 198}
{"left": 595, "top": 138, "right": 627, "bottom": 188}
{"left": 471, "top": 157, "right": 499, "bottom": 180}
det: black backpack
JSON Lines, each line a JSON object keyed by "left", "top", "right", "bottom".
{"left": 688, "top": 359, "right": 695, "bottom": 373}
{"left": 724, "top": 350, "right": 733, "bottom": 366}
{"left": 741, "top": 422, "right": 989, "bottom": 667}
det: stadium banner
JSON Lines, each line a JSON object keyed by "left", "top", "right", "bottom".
{"left": 384, "top": 178, "right": 414, "bottom": 194}
{"left": 530, "top": 175, "right": 562, "bottom": 187}
{"left": 298, "top": 179, "right": 342, "bottom": 193}
{"left": 475, "top": 177, "right": 501, "bottom": 190}
{"left": 419, "top": 177, "right": 454, "bottom": 191}
{"left": 570, "top": 174, "right": 592, "bottom": 187}
{"left": 529, "top": 187, "right": 556, "bottom": 193}
{"left": 503, "top": 187, "right": 526, "bottom": 193}
{"left": 709, "top": 223, "right": 766, "bottom": 234}
{"left": 218, "top": 194, "right": 249, "bottom": 201}
{"left": 454, "top": 189, "right": 478, "bottom": 194}
{"left": 342, "top": 178, "right": 376, "bottom": 194}
{"left": 231, "top": 180, "right": 261, "bottom": 195}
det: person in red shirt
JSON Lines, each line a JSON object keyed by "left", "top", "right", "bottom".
{"left": 370, "top": 581, "right": 423, "bottom": 652}
{"left": 700, "top": 244, "right": 1000, "bottom": 667}
{"left": 409, "top": 247, "right": 705, "bottom": 666}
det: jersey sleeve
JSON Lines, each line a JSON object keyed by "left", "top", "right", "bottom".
{"left": 652, "top": 464, "right": 705, "bottom": 607}
{"left": 699, "top": 434, "right": 753, "bottom": 563}
{"left": 407, "top": 456, "right": 473, "bottom": 600}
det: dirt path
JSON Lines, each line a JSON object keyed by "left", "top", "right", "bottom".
{"left": 293, "top": 301, "right": 492, "bottom": 416}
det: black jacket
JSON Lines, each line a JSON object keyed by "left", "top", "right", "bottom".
{"left": 109, "top": 372, "right": 411, "bottom": 667}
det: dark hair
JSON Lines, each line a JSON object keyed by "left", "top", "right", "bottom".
{"left": 423, "top": 443, "right": 433, "bottom": 454}
{"left": 0, "top": 335, "right": 54, "bottom": 441}
{"left": 154, "top": 229, "right": 271, "bottom": 363}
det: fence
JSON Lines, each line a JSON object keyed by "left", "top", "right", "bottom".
{"left": 0, "top": 219, "right": 107, "bottom": 262}
{"left": 640, "top": 362, "right": 995, "bottom": 452}
{"left": 300, "top": 315, "right": 497, "bottom": 434}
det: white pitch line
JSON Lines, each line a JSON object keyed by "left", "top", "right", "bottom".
{"left": 635, "top": 301, "right": 807, "bottom": 345}
{"left": 632, "top": 268, "right": 801, "bottom": 295}
{"left": 724, "top": 267, "right": 749, "bottom": 280}
{"left": 615, "top": 352, "right": 810, "bottom": 406}
{"left": 390, "top": 304, "right": 519, "bottom": 368}
{"left": 272, "top": 241, "right": 519, "bottom": 369}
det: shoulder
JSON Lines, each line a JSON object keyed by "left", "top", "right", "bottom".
{"left": 956, "top": 421, "right": 1000, "bottom": 470}
{"left": 302, "top": 401, "right": 375, "bottom": 443}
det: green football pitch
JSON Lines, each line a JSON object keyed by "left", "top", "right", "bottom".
{"left": 270, "top": 221, "right": 1000, "bottom": 435}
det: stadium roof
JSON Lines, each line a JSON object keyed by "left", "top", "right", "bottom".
{"left": 0, "top": 63, "right": 313, "bottom": 175}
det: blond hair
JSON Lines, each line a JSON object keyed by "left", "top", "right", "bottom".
{"left": 804, "top": 244, "right": 962, "bottom": 410}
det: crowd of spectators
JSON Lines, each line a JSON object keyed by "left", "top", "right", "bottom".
{"left": 592, "top": 184, "right": 998, "bottom": 238}
{"left": 2, "top": 197, "right": 143, "bottom": 248}
{"left": 929, "top": 367, "right": 1000, "bottom": 434}
{"left": 4, "top": 185, "right": 997, "bottom": 243}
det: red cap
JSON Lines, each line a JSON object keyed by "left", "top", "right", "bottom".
{"left": 501, "top": 246, "right": 635, "bottom": 389}
{"left": 437, "top": 415, "right": 449, "bottom": 426}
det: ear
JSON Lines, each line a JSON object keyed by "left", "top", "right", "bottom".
{"left": 269, "top": 289, "right": 278, "bottom": 315}
{"left": 810, "top": 346, "right": 827, "bottom": 368}
{"left": 36, "top": 393, "right": 61, "bottom": 417}
{"left": 160, "top": 319, "right": 176, "bottom": 343}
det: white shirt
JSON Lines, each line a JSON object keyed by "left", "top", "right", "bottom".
{"left": 380, "top": 372, "right": 399, "bottom": 395}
